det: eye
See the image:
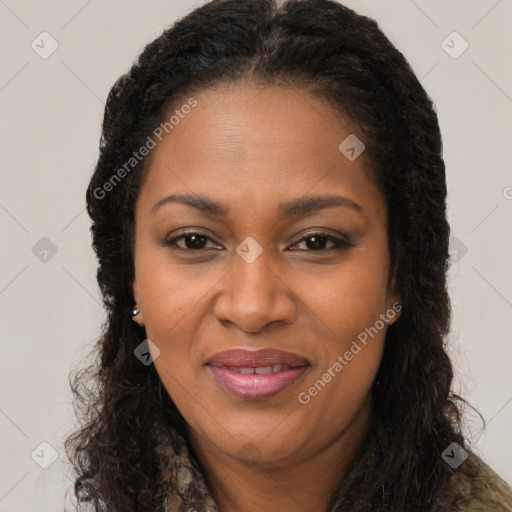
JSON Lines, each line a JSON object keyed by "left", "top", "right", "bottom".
{"left": 163, "top": 230, "right": 354, "bottom": 254}
{"left": 288, "top": 232, "right": 354, "bottom": 252}
{"left": 163, "top": 231, "right": 221, "bottom": 252}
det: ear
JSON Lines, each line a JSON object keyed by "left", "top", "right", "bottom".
{"left": 386, "top": 272, "right": 402, "bottom": 326}
{"left": 385, "top": 298, "right": 402, "bottom": 326}
{"left": 132, "top": 279, "right": 145, "bottom": 327}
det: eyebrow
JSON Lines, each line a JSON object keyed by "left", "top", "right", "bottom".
{"left": 150, "top": 193, "right": 363, "bottom": 218}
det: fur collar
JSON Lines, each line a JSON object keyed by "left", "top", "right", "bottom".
{"left": 153, "top": 418, "right": 512, "bottom": 512}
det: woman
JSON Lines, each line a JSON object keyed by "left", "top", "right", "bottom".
{"left": 65, "top": 0, "right": 512, "bottom": 510}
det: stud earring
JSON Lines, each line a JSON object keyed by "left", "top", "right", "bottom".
{"left": 132, "top": 306, "right": 140, "bottom": 317}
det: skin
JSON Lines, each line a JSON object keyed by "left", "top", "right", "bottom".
{"left": 132, "top": 81, "right": 401, "bottom": 512}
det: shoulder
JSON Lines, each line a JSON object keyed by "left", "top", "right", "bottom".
{"left": 451, "top": 451, "right": 512, "bottom": 511}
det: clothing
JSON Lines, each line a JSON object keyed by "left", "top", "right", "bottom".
{"left": 153, "top": 418, "right": 512, "bottom": 512}
{"left": 451, "top": 454, "right": 512, "bottom": 511}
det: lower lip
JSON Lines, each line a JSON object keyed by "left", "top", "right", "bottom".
{"left": 207, "top": 365, "right": 308, "bottom": 400}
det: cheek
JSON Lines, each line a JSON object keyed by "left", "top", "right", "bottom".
{"left": 134, "top": 249, "right": 220, "bottom": 402}
{"left": 292, "top": 332, "right": 384, "bottom": 459}
{"left": 301, "top": 331, "right": 385, "bottom": 412}
{"left": 291, "top": 247, "right": 389, "bottom": 422}
{"left": 291, "top": 246, "right": 390, "bottom": 339}
{"left": 135, "top": 245, "right": 217, "bottom": 339}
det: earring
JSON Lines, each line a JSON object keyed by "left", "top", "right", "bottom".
{"left": 132, "top": 306, "right": 140, "bottom": 317}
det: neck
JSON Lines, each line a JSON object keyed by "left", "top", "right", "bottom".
{"left": 187, "top": 396, "right": 372, "bottom": 512}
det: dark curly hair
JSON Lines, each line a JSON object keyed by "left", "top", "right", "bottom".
{"left": 65, "top": 0, "right": 478, "bottom": 510}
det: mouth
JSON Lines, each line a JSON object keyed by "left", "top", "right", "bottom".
{"left": 206, "top": 348, "right": 309, "bottom": 400}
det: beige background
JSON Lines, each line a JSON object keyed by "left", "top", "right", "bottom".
{"left": 0, "top": 1, "right": 511, "bottom": 510}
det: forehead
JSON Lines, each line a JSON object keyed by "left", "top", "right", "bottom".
{"left": 158, "top": 82, "right": 363, "bottom": 170}
{"left": 137, "top": 82, "right": 385, "bottom": 223}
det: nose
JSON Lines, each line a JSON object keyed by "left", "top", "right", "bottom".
{"left": 213, "top": 247, "right": 296, "bottom": 333}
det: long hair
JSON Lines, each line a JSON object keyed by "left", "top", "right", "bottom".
{"left": 65, "top": 1, "right": 474, "bottom": 510}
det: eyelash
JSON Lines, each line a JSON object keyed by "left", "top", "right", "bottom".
{"left": 162, "top": 230, "right": 354, "bottom": 254}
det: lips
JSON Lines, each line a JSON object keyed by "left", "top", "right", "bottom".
{"left": 206, "top": 348, "right": 309, "bottom": 400}
{"left": 207, "top": 348, "right": 308, "bottom": 368}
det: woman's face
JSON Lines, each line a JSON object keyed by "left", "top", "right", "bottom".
{"left": 132, "top": 81, "right": 400, "bottom": 467}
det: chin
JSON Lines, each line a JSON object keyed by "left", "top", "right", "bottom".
{"left": 193, "top": 409, "right": 308, "bottom": 466}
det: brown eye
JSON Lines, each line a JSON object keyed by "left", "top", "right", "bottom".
{"left": 177, "top": 233, "right": 208, "bottom": 250}
{"left": 163, "top": 231, "right": 220, "bottom": 252}
{"left": 163, "top": 230, "right": 354, "bottom": 255}
{"left": 288, "top": 233, "right": 353, "bottom": 252}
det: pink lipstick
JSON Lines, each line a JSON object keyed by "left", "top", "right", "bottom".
{"left": 206, "top": 348, "right": 309, "bottom": 400}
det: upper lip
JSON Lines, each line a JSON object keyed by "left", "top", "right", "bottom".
{"left": 207, "top": 348, "right": 309, "bottom": 368}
